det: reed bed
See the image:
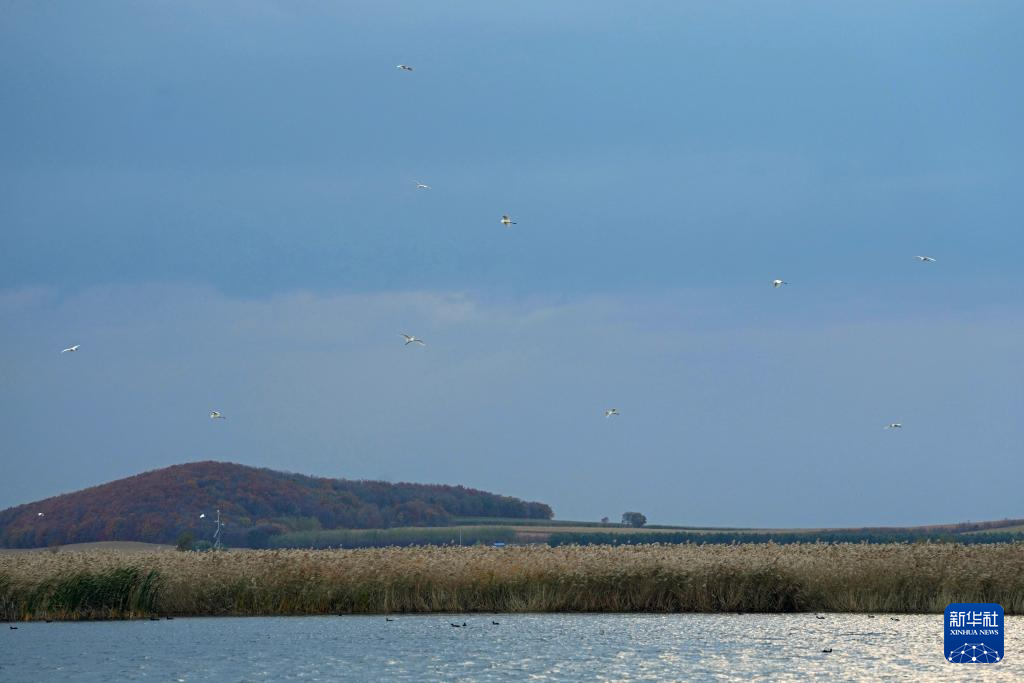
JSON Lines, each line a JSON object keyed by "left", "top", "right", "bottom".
{"left": 2, "top": 543, "right": 1023, "bottom": 621}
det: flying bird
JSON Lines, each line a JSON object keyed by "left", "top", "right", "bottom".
{"left": 37, "top": 512, "right": 44, "bottom": 517}
{"left": 396, "top": 64, "right": 414, "bottom": 72}
{"left": 914, "top": 256, "right": 936, "bottom": 263}
{"left": 604, "top": 408, "right": 620, "bottom": 418}
{"left": 414, "top": 181, "right": 431, "bottom": 190}
{"left": 500, "top": 214, "right": 516, "bottom": 226}
{"left": 772, "top": 280, "right": 788, "bottom": 288}
{"left": 884, "top": 423, "right": 903, "bottom": 429}
{"left": 199, "top": 513, "right": 206, "bottom": 519}
{"left": 400, "top": 334, "right": 426, "bottom": 346}
{"left": 61, "top": 345, "right": 80, "bottom": 353}
{"left": 209, "top": 411, "right": 226, "bottom": 420}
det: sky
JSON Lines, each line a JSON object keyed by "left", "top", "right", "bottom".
{"left": 1, "top": 1, "right": 1022, "bottom": 527}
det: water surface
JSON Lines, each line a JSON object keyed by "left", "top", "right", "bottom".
{"left": 2, "top": 614, "right": 1019, "bottom": 681}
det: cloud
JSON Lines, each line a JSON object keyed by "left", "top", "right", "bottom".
{"left": 1, "top": 283, "right": 1022, "bottom": 527}
{"left": 0, "top": 286, "right": 58, "bottom": 312}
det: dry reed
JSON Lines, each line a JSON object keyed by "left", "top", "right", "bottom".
{"left": 2, "top": 543, "right": 1023, "bottom": 621}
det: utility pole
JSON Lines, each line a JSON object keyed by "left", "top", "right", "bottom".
{"left": 213, "top": 508, "right": 223, "bottom": 550}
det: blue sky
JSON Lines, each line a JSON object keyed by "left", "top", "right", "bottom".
{"left": 1, "top": 1, "right": 1022, "bottom": 526}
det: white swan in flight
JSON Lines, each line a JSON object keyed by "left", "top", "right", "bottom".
{"left": 414, "top": 181, "right": 431, "bottom": 190}
{"left": 772, "top": 280, "right": 788, "bottom": 288}
{"left": 604, "top": 408, "right": 620, "bottom": 418}
{"left": 501, "top": 214, "right": 517, "bottom": 226}
{"left": 401, "top": 334, "right": 426, "bottom": 346}
{"left": 61, "top": 345, "right": 80, "bottom": 353}
{"left": 884, "top": 423, "right": 903, "bottom": 429}
{"left": 396, "top": 64, "right": 414, "bottom": 72}
{"left": 210, "top": 411, "right": 226, "bottom": 420}
{"left": 914, "top": 255, "right": 936, "bottom": 263}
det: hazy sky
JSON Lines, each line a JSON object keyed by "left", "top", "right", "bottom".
{"left": 2, "top": 1, "right": 1022, "bottom": 527}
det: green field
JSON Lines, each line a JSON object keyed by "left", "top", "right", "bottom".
{"left": 448, "top": 517, "right": 737, "bottom": 530}
{"left": 963, "top": 524, "right": 1024, "bottom": 535}
{"left": 268, "top": 525, "right": 517, "bottom": 549}
{"left": 262, "top": 517, "right": 1024, "bottom": 549}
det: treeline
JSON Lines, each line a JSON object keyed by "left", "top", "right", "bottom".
{"left": 547, "top": 530, "right": 1024, "bottom": 546}
{"left": 0, "top": 461, "right": 553, "bottom": 548}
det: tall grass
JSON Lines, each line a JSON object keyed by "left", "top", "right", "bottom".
{"left": 1, "top": 566, "right": 160, "bottom": 620}
{"left": 2, "top": 543, "right": 1023, "bottom": 620}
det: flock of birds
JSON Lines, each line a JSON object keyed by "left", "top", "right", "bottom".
{"left": 52, "top": 64, "right": 946, "bottom": 436}
{"left": 811, "top": 613, "right": 903, "bottom": 654}
{"left": 59, "top": 251, "right": 936, "bottom": 430}
{"left": 7, "top": 613, "right": 897, "bottom": 636}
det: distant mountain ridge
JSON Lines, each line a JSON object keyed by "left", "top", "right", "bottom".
{"left": 0, "top": 461, "right": 554, "bottom": 548}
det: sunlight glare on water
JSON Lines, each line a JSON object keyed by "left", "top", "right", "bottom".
{"left": 2, "top": 613, "right": 1020, "bottom": 681}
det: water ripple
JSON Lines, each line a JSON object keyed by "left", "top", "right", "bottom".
{"left": 0, "top": 614, "right": 1019, "bottom": 681}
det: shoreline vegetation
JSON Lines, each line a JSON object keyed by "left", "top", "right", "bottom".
{"left": 2, "top": 543, "right": 1023, "bottom": 621}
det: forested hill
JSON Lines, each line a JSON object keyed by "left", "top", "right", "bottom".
{"left": 0, "top": 461, "right": 553, "bottom": 548}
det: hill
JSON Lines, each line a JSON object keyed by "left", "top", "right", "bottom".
{"left": 0, "top": 461, "right": 553, "bottom": 548}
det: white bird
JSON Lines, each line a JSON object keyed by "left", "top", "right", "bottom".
{"left": 414, "top": 181, "right": 431, "bottom": 190}
{"left": 396, "top": 64, "right": 414, "bottom": 72}
{"left": 37, "top": 512, "right": 44, "bottom": 517}
{"left": 61, "top": 345, "right": 80, "bottom": 353}
{"left": 401, "top": 333, "right": 426, "bottom": 346}
{"left": 199, "top": 513, "right": 206, "bottom": 519}
{"left": 772, "top": 280, "right": 788, "bottom": 288}
{"left": 210, "top": 411, "right": 226, "bottom": 420}
{"left": 914, "top": 255, "right": 936, "bottom": 263}
{"left": 604, "top": 408, "right": 620, "bottom": 418}
{"left": 884, "top": 423, "right": 903, "bottom": 429}
{"left": 500, "top": 214, "right": 516, "bottom": 226}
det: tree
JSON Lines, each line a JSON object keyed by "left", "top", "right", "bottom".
{"left": 175, "top": 531, "right": 195, "bottom": 552}
{"left": 621, "top": 512, "right": 647, "bottom": 528}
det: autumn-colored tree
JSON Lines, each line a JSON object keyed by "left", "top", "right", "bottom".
{"left": 0, "top": 461, "right": 554, "bottom": 548}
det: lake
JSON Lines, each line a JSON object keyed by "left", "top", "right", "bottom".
{"left": 2, "top": 614, "right": 1019, "bottom": 681}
